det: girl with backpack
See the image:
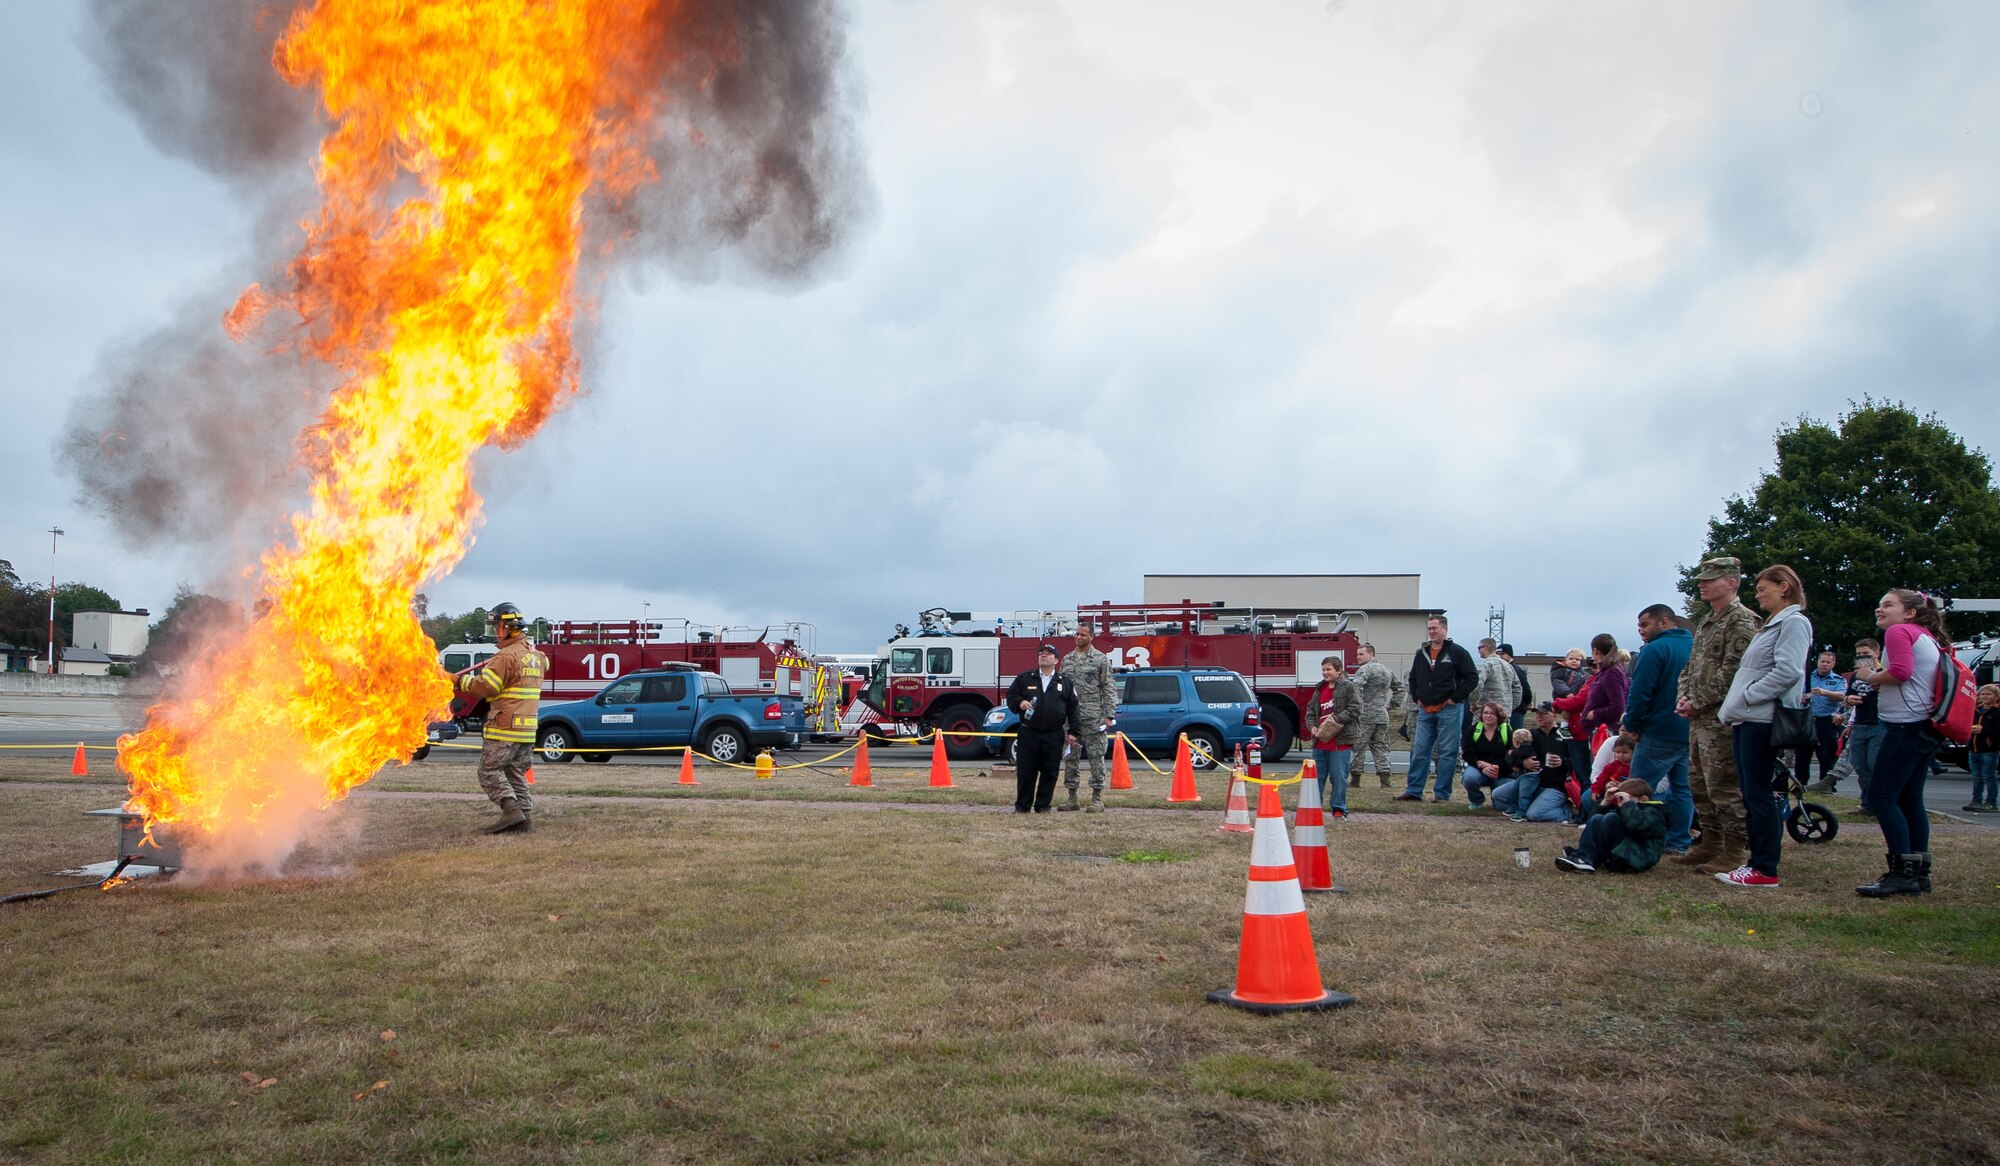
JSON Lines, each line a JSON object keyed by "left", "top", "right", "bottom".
{"left": 1850, "top": 589, "right": 1951, "bottom": 897}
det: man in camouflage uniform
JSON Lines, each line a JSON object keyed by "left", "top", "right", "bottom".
{"left": 1060, "top": 626, "right": 1119, "bottom": 813}
{"left": 1350, "top": 643, "right": 1404, "bottom": 788}
{"left": 1671, "top": 558, "right": 1762, "bottom": 871}
{"left": 455, "top": 602, "right": 548, "bottom": 834}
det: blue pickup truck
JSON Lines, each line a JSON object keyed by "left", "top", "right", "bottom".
{"left": 981, "top": 667, "right": 1264, "bottom": 769}
{"left": 534, "top": 669, "right": 807, "bottom": 764}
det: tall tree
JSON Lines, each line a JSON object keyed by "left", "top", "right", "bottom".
{"left": 1685, "top": 401, "right": 2000, "bottom": 655}
{"left": 136, "top": 587, "right": 244, "bottom": 676}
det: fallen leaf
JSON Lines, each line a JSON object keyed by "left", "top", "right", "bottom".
{"left": 817, "top": 978, "right": 830, "bottom": 984}
{"left": 228, "top": 1101, "right": 240, "bottom": 1108}
{"left": 256, "top": 1078, "right": 277, "bottom": 1089}
{"left": 353, "top": 1091, "right": 368, "bottom": 1101}
{"left": 372, "top": 1080, "right": 390, "bottom": 1091}
{"left": 155, "top": 929, "right": 170, "bottom": 937}
{"left": 240, "top": 1072, "right": 260, "bottom": 1085}
{"left": 547, "top": 913, "right": 563, "bottom": 922}
{"left": 767, "top": 1042, "right": 781, "bottom": 1049}
{"left": 659, "top": 1098, "right": 675, "bottom": 1108}
{"left": 379, "top": 1029, "right": 396, "bottom": 1042}
{"left": 387, "top": 1048, "right": 401, "bottom": 1059}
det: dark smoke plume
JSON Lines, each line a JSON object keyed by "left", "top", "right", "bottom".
{"left": 62, "top": 0, "right": 871, "bottom": 553}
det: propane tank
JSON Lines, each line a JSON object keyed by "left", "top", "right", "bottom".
{"left": 755, "top": 751, "right": 775, "bottom": 780}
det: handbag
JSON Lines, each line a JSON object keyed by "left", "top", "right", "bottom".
{"left": 1313, "top": 714, "right": 1344, "bottom": 743}
{"left": 1769, "top": 703, "right": 1814, "bottom": 751}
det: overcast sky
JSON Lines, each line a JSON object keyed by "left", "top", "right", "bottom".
{"left": 3, "top": 0, "right": 1996, "bottom": 658}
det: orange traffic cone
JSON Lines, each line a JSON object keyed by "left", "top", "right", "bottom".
{"left": 1218, "top": 767, "right": 1254, "bottom": 832}
{"left": 1293, "top": 760, "right": 1341, "bottom": 893}
{"left": 849, "top": 736, "right": 874, "bottom": 787}
{"left": 1207, "top": 783, "right": 1356, "bottom": 1013}
{"left": 71, "top": 742, "right": 89, "bottom": 776}
{"left": 524, "top": 765, "right": 536, "bottom": 786}
{"left": 927, "top": 732, "right": 954, "bottom": 788}
{"left": 1166, "top": 734, "right": 1201, "bottom": 802}
{"left": 677, "top": 747, "right": 700, "bottom": 785}
{"left": 1108, "top": 734, "right": 1134, "bottom": 790}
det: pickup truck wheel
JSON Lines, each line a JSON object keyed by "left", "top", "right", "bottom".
{"left": 1258, "top": 700, "right": 1295, "bottom": 763}
{"left": 933, "top": 703, "right": 989, "bottom": 761}
{"left": 1184, "top": 727, "right": 1225, "bottom": 771}
{"left": 582, "top": 751, "right": 611, "bottom": 764}
{"left": 704, "top": 724, "right": 749, "bottom": 765}
{"left": 410, "top": 744, "right": 431, "bottom": 762}
{"left": 536, "top": 726, "right": 578, "bottom": 764}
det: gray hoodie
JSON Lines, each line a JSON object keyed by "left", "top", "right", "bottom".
{"left": 1719, "top": 604, "right": 1812, "bottom": 726}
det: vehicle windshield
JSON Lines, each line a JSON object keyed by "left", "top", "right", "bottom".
{"left": 1193, "top": 675, "right": 1252, "bottom": 704}
{"left": 890, "top": 648, "right": 923, "bottom": 674}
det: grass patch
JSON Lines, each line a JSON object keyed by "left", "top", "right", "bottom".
{"left": 5, "top": 755, "right": 2000, "bottom": 1164}
{"left": 1118, "top": 849, "right": 1194, "bottom": 864}
{"left": 1190, "top": 1052, "right": 1343, "bottom": 1105}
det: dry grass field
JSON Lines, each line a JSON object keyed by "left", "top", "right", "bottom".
{"left": 2, "top": 752, "right": 1997, "bottom": 1165}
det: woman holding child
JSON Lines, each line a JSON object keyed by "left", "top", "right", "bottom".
{"left": 1850, "top": 589, "right": 1954, "bottom": 897}
{"left": 1714, "top": 564, "right": 1813, "bottom": 889}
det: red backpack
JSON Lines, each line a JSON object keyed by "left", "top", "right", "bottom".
{"left": 1929, "top": 641, "right": 1979, "bottom": 744}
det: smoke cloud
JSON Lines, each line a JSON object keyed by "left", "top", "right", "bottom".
{"left": 61, "top": 0, "right": 871, "bottom": 556}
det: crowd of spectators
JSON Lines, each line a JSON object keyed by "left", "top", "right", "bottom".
{"left": 1304, "top": 564, "right": 1976, "bottom": 897}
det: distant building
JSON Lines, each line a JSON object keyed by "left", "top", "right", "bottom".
{"left": 72, "top": 609, "right": 150, "bottom": 664}
{"left": 0, "top": 642, "right": 36, "bottom": 673}
{"left": 1141, "top": 574, "right": 1443, "bottom": 681}
{"left": 59, "top": 646, "right": 115, "bottom": 677}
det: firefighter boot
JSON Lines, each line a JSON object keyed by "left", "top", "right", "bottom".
{"left": 1085, "top": 789, "right": 1105, "bottom": 814}
{"left": 484, "top": 798, "right": 529, "bottom": 834}
{"left": 1057, "top": 786, "right": 1081, "bottom": 812}
{"left": 1349, "top": 772, "right": 1361, "bottom": 789}
{"left": 1378, "top": 773, "right": 1392, "bottom": 789}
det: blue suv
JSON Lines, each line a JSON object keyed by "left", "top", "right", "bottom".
{"left": 981, "top": 667, "right": 1263, "bottom": 769}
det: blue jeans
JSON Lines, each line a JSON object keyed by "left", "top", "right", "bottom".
{"left": 1313, "top": 746, "right": 1352, "bottom": 813}
{"left": 1972, "top": 751, "right": 1998, "bottom": 806}
{"left": 1869, "top": 721, "right": 1937, "bottom": 854}
{"left": 1847, "top": 721, "right": 1884, "bottom": 798}
{"left": 1629, "top": 733, "right": 1692, "bottom": 851}
{"left": 1731, "top": 721, "right": 1784, "bottom": 878}
{"left": 1462, "top": 763, "right": 1501, "bottom": 806}
{"left": 1405, "top": 703, "right": 1464, "bottom": 799}
{"left": 1494, "top": 777, "right": 1567, "bottom": 821}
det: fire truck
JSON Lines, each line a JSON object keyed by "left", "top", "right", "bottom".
{"left": 443, "top": 618, "right": 854, "bottom": 740}
{"left": 853, "top": 601, "right": 1368, "bottom": 762}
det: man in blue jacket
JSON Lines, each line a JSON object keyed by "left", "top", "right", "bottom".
{"left": 1619, "top": 603, "right": 1695, "bottom": 853}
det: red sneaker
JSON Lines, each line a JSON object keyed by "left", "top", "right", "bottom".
{"left": 1714, "top": 866, "right": 1780, "bottom": 887}
{"left": 1328, "top": 808, "right": 1347, "bottom": 820}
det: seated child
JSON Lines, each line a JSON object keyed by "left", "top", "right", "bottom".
{"left": 1556, "top": 780, "right": 1668, "bottom": 873}
{"left": 1581, "top": 738, "right": 1636, "bottom": 820}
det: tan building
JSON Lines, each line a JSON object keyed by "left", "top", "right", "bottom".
{"left": 1140, "top": 574, "right": 1445, "bottom": 684}
{"left": 72, "top": 609, "right": 151, "bottom": 660}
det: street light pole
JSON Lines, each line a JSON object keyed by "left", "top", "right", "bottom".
{"left": 46, "top": 526, "right": 64, "bottom": 675}
{"left": 641, "top": 600, "right": 651, "bottom": 641}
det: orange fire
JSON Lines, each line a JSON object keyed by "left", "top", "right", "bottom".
{"left": 117, "top": 1, "right": 668, "bottom": 861}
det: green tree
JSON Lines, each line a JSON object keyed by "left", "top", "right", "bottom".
{"left": 137, "top": 587, "right": 244, "bottom": 676}
{"left": 421, "top": 607, "right": 489, "bottom": 649}
{"left": 1684, "top": 401, "right": 2000, "bottom": 655}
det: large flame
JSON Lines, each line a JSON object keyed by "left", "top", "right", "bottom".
{"left": 117, "top": 1, "right": 669, "bottom": 867}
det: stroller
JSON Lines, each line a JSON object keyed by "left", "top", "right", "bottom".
{"left": 1690, "top": 756, "right": 1839, "bottom": 845}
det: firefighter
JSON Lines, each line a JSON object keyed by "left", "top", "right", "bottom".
{"left": 455, "top": 602, "right": 548, "bottom": 834}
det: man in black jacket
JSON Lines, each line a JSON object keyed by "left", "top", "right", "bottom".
{"left": 1006, "top": 644, "right": 1083, "bottom": 813}
{"left": 1400, "top": 614, "right": 1480, "bottom": 802}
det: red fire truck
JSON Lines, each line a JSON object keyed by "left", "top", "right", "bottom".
{"left": 854, "top": 601, "right": 1367, "bottom": 762}
{"left": 444, "top": 619, "right": 852, "bottom": 738}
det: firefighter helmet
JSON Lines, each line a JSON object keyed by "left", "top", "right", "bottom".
{"left": 487, "top": 603, "right": 526, "bottom": 637}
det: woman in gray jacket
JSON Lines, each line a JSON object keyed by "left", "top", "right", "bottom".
{"left": 1715, "top": 564, "right": 1814, "bottom": 887}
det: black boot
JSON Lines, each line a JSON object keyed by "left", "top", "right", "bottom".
{"left": 1914, "top": 851, "right": 1932, "bottom": 893}
{"left": 1855, "top": 853, "right": 1921, "bottom": 898}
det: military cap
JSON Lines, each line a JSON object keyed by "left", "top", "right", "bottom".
{"left": 1692, "top": 556, "right": 1743, "bottom": 581}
